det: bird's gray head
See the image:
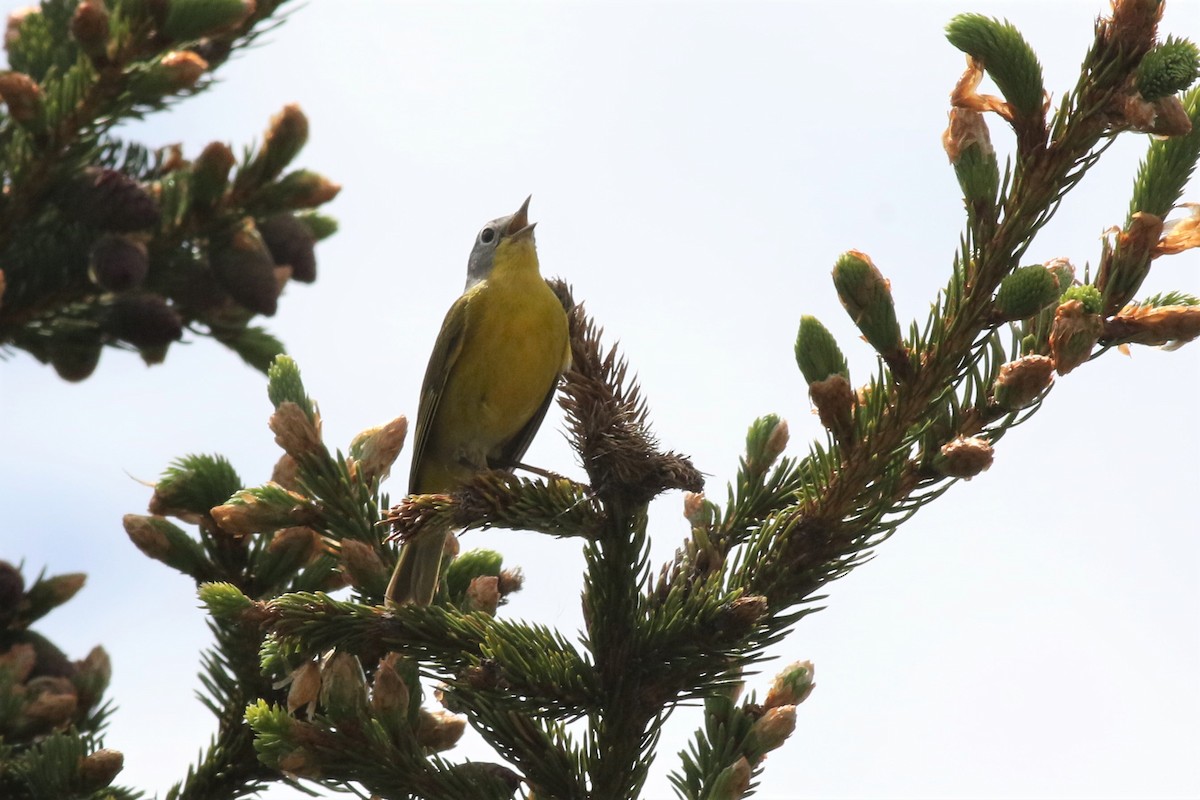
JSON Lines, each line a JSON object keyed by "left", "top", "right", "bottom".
{"left": 464, "top": 195, "right": 536, "bottom": 290}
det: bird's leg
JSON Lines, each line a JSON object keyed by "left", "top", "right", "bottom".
{"left": 508, "top": 460, "right": 570, "bottom": 483}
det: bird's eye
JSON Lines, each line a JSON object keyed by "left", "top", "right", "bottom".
{"left": 479, "top": 227, "right": 496, "bottom": 245}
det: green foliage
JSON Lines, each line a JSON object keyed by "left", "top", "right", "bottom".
{"left": 945, "top": 13, "right": 1046, "bottom": 118}
{"left": 1061, "top": 284, "right": 1103, "bottom": 314}
{"left": 1128, "top": 85, "right": 1200, "bottom": 221}
{"left": 0, "top": 0, "right": 337, "bottom": 381}
{"left": 793, "top": 316, "right": 848, "bottom": 385}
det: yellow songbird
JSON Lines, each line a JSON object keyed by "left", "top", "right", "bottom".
{"left": 386, "top": 196, "right": 570, "bottom": 607}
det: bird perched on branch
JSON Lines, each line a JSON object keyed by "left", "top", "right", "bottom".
{"left": 386, "top": 196, "right": 570, "bottom": 607}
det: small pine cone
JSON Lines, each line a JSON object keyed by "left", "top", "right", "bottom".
{"left": 211, "top": 219, "right": 281, "bottom": 316}
{"left": 259, "top": 214, "right": 317, "bottom": 282}
{"left": 61, "top": 168, "right": 161, "bottom": 232}
{"left": 107, "top": 293, "right": 184, "bottom": 349}
{"left": 88, "top": 235, "right": 148, "bottom": 291}
{"left": 49, "top": 333, "right": 102, "bottom": 382}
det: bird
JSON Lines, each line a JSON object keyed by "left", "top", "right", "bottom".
{"left": 385, "top": 196, "right": 571, "bottom": 607}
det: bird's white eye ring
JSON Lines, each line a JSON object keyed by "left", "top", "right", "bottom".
{"left": 479, "top": 227, "right": 497, "bottom": 245}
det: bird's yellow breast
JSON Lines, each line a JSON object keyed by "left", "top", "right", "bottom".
{"left": 415, "top": 237, "right": 569, "bottom": 490}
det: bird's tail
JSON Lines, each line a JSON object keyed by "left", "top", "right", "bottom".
{"left": 385, "top": 527, "right": 451, "bottom": 607}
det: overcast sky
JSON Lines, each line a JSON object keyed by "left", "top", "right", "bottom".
{"left": 2, "top": 1, "right": 1198, "bottom": 798}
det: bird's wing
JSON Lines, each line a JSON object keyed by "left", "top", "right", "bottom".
{"left": 491, "top": 373, "right": 561, "bottom": 471}
{"left": 409, "top": 291, "right": 471, "bottom": 494}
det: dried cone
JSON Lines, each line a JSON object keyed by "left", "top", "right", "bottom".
{"left": 106, "top": 293, "right": 183, "bottom": 349}
{"left": 89, "top": 235, "right": 148, "bottom": 292}
{"left": 211, "top": 219, "right": 281, "bottom": 316}
{"left": 259, "top": 214, "right": 317, "bottom": 282}
{"left": 60, "top": 168, "right": 161, "bottom": 232}
{"left": 48, "top": 331, "right": 102, "bottom": 382}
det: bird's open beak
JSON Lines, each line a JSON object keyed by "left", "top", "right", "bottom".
{"left": 507, "top": 195, "right": 535, "bottom": 240}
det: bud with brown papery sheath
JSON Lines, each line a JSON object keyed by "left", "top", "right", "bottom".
{"left": 719, "top": 595, "right": 768, "bottom": 635}
{"left": 992, "top": 355, "right": 1054, "bottom": 410}
{"left": 72, "top": 646, "right": 111, "bottom": 709}
{"left": 993, "top": 265, "right": 1060, "bottom": 321}
{"left": 709, "top": 756, "right": 752, "bottom": 800}
{"left": 944, "top": 14, "right": 1046, "bottom": 122}
{"left": 1103, "top": 304, "right": 1200, "bottom": 348}
{"left": 138, "top": 51, "right": 208, "bottom": 96}
{"left": 24, "top": 573, "right": 86, "bottom": 617}
{"left": 464, "top": 576, "right": 501, "bottom": 615}
{"left": 832, "top": 251, "right": 904, "bottom": 362}
{"left": 809, "top": 374, "right": 856, "bottom": 448}
{"left": 210, "top": 485, "right": 310, "bottom": 537}
{"left": 190, "top": 141, "right": 236, "bottom": 213}
{"left": 1155, "top": 204, "right": 1200, "bottom": 257}
{"left": 764, "top": 660, "right": 815, "bottom": 710}
{"left": 746, "top": 704, "right": 797, "bottom": 763}
{"left": 259, "top": 213, "right": 318, "bottom": 282}
{"left": 123, "top": 514, "right": 208, "bottom": 576}
{"left": 269, "top": 401, "right": 324, "bottom": 459}
{"left": 371, "top": 654, "right": 411, "bottom": 722}
{"left": 70, "top": 1, "right": 109, "bottom": 60}
{"left": 497, "top": 568, "right": 523, "bottom": 597}
{"left": 0, "top": 560, "right": 25, "bottom": 626}
{"left": 0, "top": 643, "right": 36, "bottom": 683}
{"left": 1043, "top": 257, "right": 1075, "bottom": 293}
{"left": 23, "top": 685, "right": 78, "bottom": 731}
{"left": 416, "top": 709, "right": 466, "bottom": 752}
{"left": 267, "top": 526, "right": 323, "bottom": 571}
{"left": 89, "top": 235, "right": 148, "bottom": 292}
{"left": 211, "top": 218, "right": 281, "bottom": 316}
{"left": 60, "top": 168, "right": 161, "bottom": 232}
{"left": 5, "top": 8, "right": 37, "bottom": 54}
{"left": 78, "top": 748, "right": 123, "bottom": 790}
{"left": 936, "top": 436, "right": 994, "bottom": 479}
{"left": 271, "top": 453, "right": 301, "bottom": 490}
{"left": 319, "top": 652, "right": 368, "bottom": 722}
{"left": 106, "top": 293, "right": 183, "bottom": 349}
{"left": 1060, "top": 285, "right": 1102, "bottom": 315}
{"left": 286, "top": 661, "right": 320, "bottom": 717}
{"left": 163, "top": 0, "right": 254, "bottom": 41}
{"left": 1049, "top": 299, "right": 1103, "bottom": 375}
{"left": 339, "top": 539, "right": 390, "bottom": 597}
{"left": 0, "top": 70, "right": 41, "bottom": 124}
{"left": 943, "top": 106, "right": 999, "bottom": 208}
{"left": 348, "top": 416, "right": 408, "bottom": 485}
{"left": 794, "top": 315, "right": 849, "bottom": 386}
{"left": 1097, "top": 212, "right": 1165, "bottom": 315}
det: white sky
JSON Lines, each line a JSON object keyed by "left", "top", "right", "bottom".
{"left": 2, "top": 1, "right": 1198, "bottom": 798}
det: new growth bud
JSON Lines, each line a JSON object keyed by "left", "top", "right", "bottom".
{"left": 794, "top": 315, "right": 849, "bottom": 385}
{"left": 831, "top": 251, "right": 906, "bottom": 372}
{"left": 70, "top": 1, "right": 109, "bottom": 60}
{"left": 936, "top": 436, "right": 994, "bottom": 479}
{"left": 992, "top": 355, "right": 1054, "bottom": 410}
{"left": 348, "top": 416, "right": 408, "bottom": 485}
{"left": 764, "top": 660, "right": 816, "bottom": 709}
{"left": 0, "top": 70, "right": 42, "bottom": 124}
{"left": 746, "top": 705, "right": 797, "bottom": 763}
{"left": 992, "top": 264, "right": 1060, "bottom": 321}
{"left": 1136, "top": 36, "right": 1200, "bottom": 101}
{"left": 1048, "top": 299, "right": 1103, "bottom": 375}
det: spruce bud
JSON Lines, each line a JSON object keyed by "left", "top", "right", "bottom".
{"left": 264, "top": 170, "right": 342, "bottom": 210}
{"left": 211, "top": 218, "right": 281, "bottom": 316}
{"left": 190, "top": 141, "right": 235, "bottom": 213}
{"left": 464, "top": 575, "right": 501, "bottom": 615}
{"left": 319, "top": 652, "right": 368, "bottom": 722}
{"left": 416, "top": 709, "right": 466, "bottom": 752}
{"left": 269, "top": 401, "right": 324, "bottom": 459}
{"left": 764, "top": 660, "right": 816, "bottom": 709}
{"left": 1104, "top": 304, "right": 1200, "bottom": 348}
{"left": 1048, "top": 299, "right": 1103, "bottom": 375}
{"left": 1059, "top": 285, "right": 1102, "bottom": 315}
{"left": 809, "top": 374, "right": 856, "bottom": 447}
{"left": 992, "top": 355, "right": 1054, "bottom": 411}
{"left": 106, "top": 293, "right": 183, "bottom": 349}
{"left": 794, "top": 315, "right": 849, "bottom": 385}
{"left": 72, "top": 645, "right": 111, "bottom": 709}
{"left": 831, "top": 251, "right": 905, "bottom": 366}
{"left": 259, "top": 213, "right": 318, "bottom": 282}
{"left": 260, "top": 105, "right": 309, "bottom": 182}
{"left": 0, "top": 70, "right": 41, "bottom": 124}
{"left": 719, "top": 595, "right": 768, "bottom": 634}
{"left": 1136, "top": 36, "right": 1200, "bottom": 101}
{"left": 5, "top": 8, "right": 37, "bottom": 55}
{"left": 445, "top": 548, "right": 503, "bottom": 603}
{"left": 78, "top": 748, "right": 123, "bottom": 790}
{"left": 746, "top": 705, "right": 797, "bottom": 763}
{"left": 944, "top": 14, "right": 1046, "bottom": 120}
{"left": 936, "top": 436, "right": 994, "bottom": 479}
{"left": 286, "top": 661, "right": 321, "bottom": 717}
{"left": 992, "top": 265, "right": 1060, "bottom": 321}
{"left": 70, "top": 1, "right": 110, "bottom": 60}
{"left": 142, "top": 51, "right": 209, "bottom": 95}
{"left": 1097, "top": 213, "right": 1164, "bottom": 315}
{"left": 339, "top": 539, "right": 390, "bottom": 598}
{"left": 943, "top": 106, "right": 999, "bottom": 208}
{"left": 709, "top": 757, "right": 752, "bottom": 800}
{"left": 89, "top": 234, "right": 148, "bottom": 291}
{"left": 348, "top": 416, "right": 408, "bottom": 485}
{"left": 163, "top": 0, "right": 254, "bottom": 41}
